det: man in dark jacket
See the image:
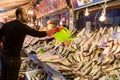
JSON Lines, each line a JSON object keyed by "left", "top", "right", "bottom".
{"left": 0, "top": 8, "right": 62, "bottom": 80}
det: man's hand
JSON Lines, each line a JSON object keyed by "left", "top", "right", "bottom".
{"left": 47, "top": 26, "right": 63, "bottom": 37}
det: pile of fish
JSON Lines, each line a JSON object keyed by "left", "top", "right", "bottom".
{"left": 23, "top": 26, "right": 120, "bottom": 80}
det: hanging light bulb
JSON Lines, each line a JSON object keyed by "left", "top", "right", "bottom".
{"left": 99, "top": 9, "right": 106, "bottom": 22}
{"left": 36, "top": 4, "right": 39, "bottom": 7}
{"left": 38, "top": 20, "right": 41, "bottom": 26}
{"left": 60, "top": 21, "right": 63, "bottom": 26}
{"left": 99, "top": 14, "right": 106, "bottom": 22}
{"left": 28, "top": 5, "right": 34, "bottom": 15}
{"left": 36, "top": 0, "right": 40, "bottom": 7}
{"left": 28, "top": 9, "right": 34, "bottom": 15}
{"left": 85, "top": 8, "right": 89, "bottom": 16}
{"left": 99, "top": 0, "right": 108, "bottom": 22}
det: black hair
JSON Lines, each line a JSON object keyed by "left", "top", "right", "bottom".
{"left": 15, "top": 8, "right": 23, "bottom": 19}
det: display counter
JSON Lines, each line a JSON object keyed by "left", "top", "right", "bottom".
{"left": 22, "top": 26, "right": 120, "bottom": 80}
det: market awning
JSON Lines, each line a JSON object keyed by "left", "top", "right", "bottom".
{"left": 0, "top": 0, "right": 37, "bottom": 22}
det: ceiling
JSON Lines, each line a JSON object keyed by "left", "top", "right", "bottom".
{"left": 0, "top": 0, "right": 37, "bottom": 22}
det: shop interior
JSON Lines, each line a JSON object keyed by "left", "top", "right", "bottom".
{"left": 0, "top": 0, "right": 120, "bottom": 80}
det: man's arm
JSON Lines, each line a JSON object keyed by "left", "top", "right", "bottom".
{"left": 23, "top": 24, "right": 63, "bottom": 38}
{"left": 23, "top": 24, "right": 47, "bottom": 37}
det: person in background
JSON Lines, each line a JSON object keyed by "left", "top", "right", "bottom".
{"left": 0, "top": 7, "right": 62, "bottom": 80}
